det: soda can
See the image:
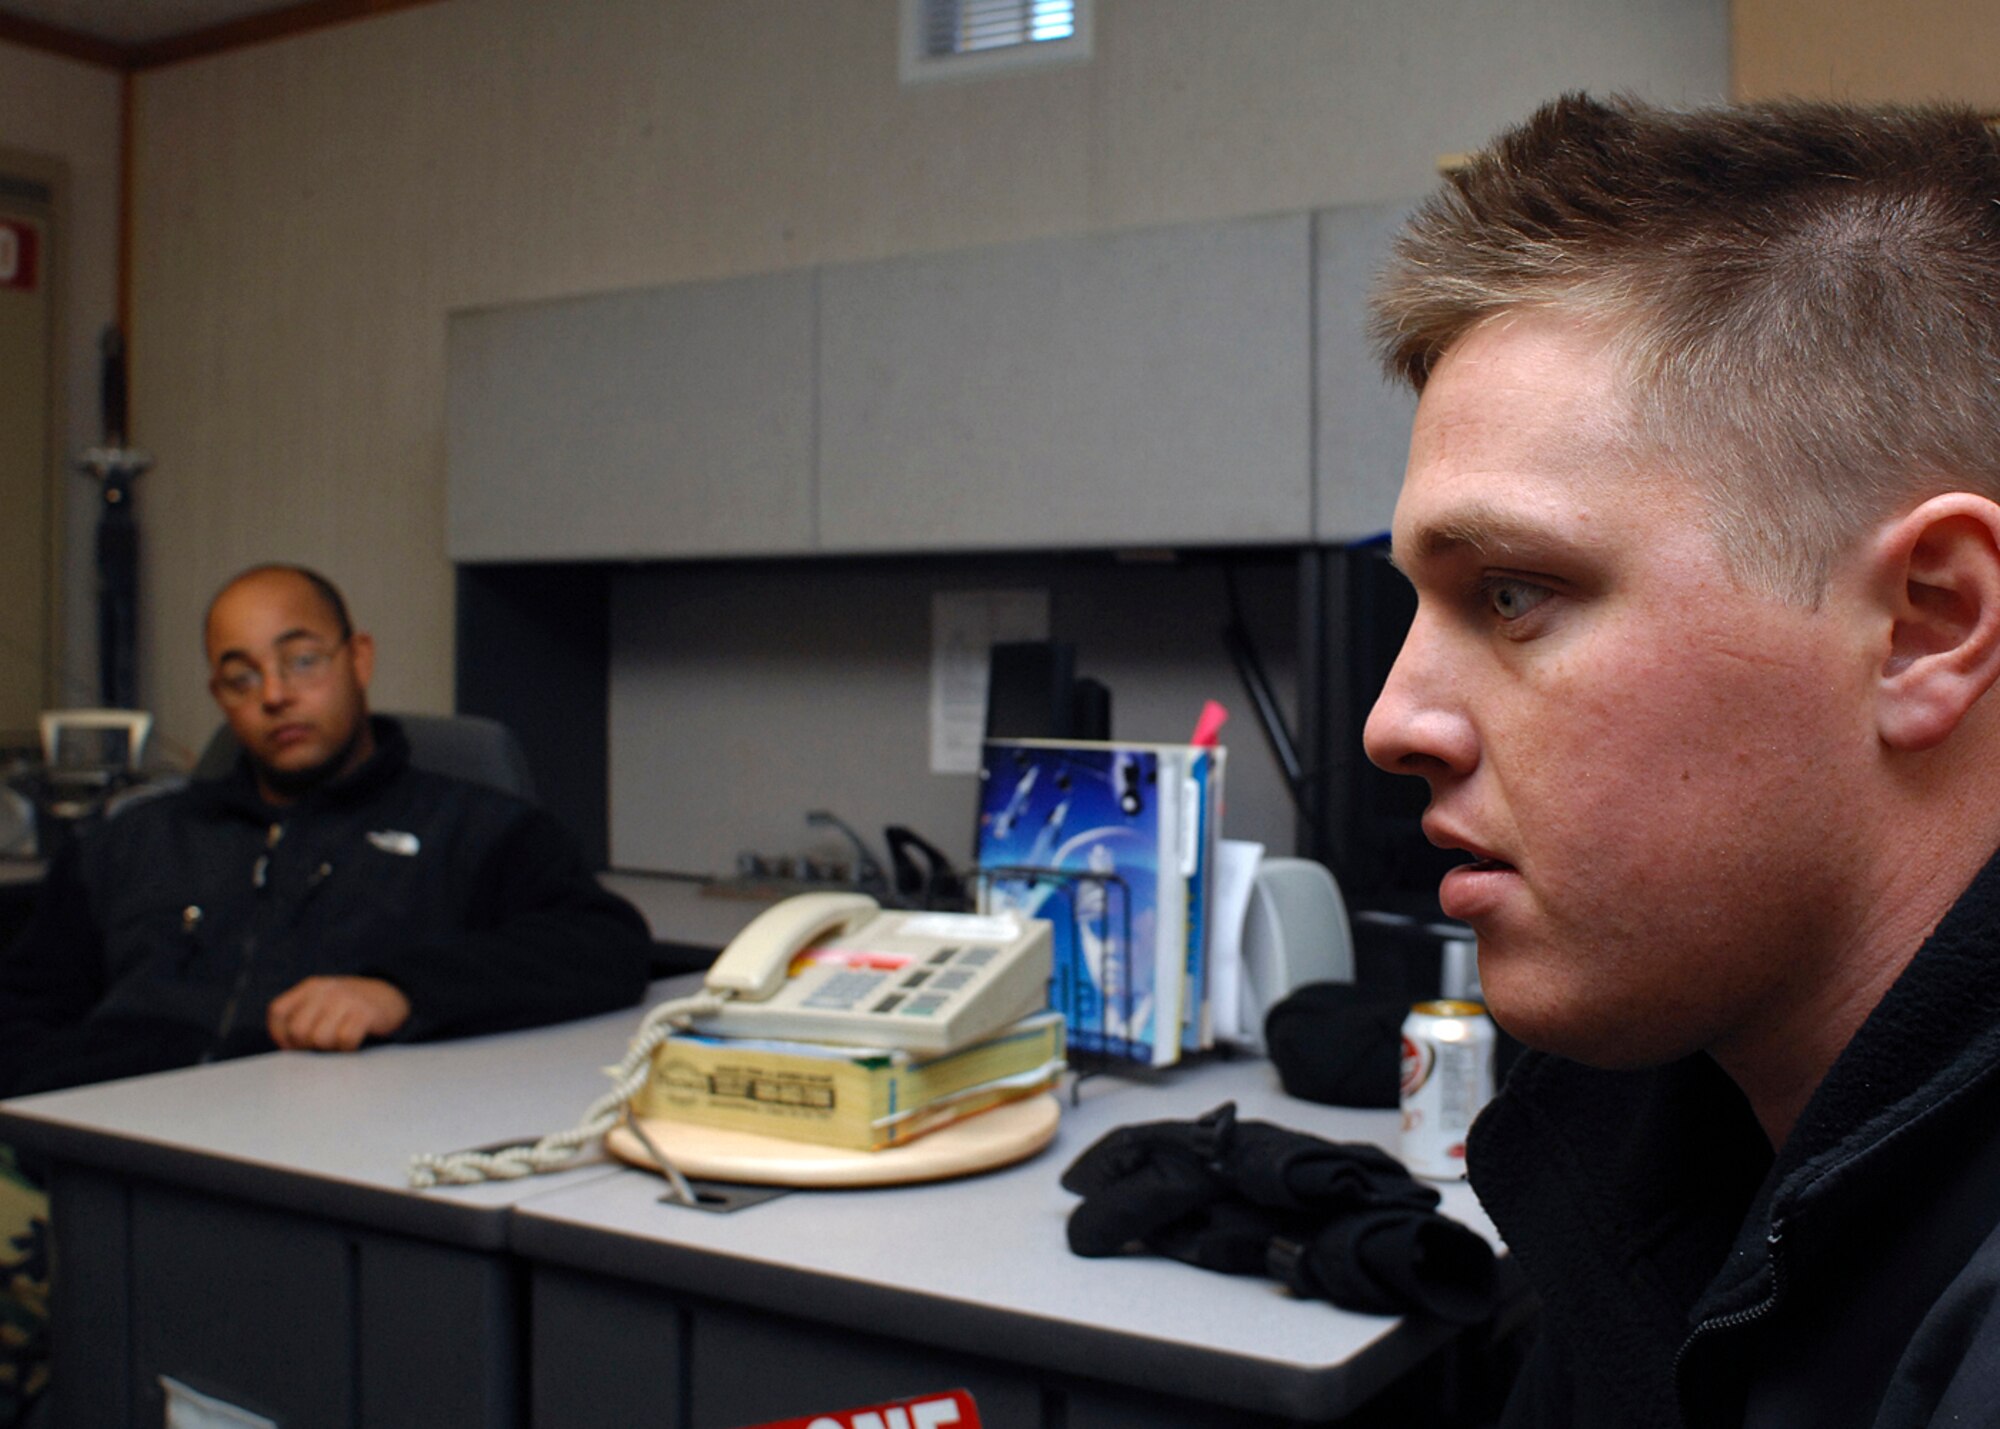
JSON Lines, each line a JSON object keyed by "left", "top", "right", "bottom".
{"left": 1399, "top": 999, "right": 1497, "bottom": 1180}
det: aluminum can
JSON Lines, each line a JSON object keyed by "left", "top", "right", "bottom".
{"left": 1399, "top": 999, "right": 1497, "bottom": 1180}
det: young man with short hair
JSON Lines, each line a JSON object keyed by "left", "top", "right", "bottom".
{"left": 1365, "top": 97, "right": 2000, "bottom": 1426}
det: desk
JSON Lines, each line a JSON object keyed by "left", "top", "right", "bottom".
{"left": 0, "top": 991, "right": 1519, "bottom": 1429}
{"left": 0, "top": 1001, "right": 650, "bottom": 1429}
{"left": 513, "top": 1058, "right": 1520, "bottom": 1429}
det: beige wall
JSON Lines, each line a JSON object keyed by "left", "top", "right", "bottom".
{"left": 0, "top": 40, "right": 120, "bottom": 725}
{"left": 124, "top": 0, "right": 1727, "bottom": 761}
{"left": 1735, "top": 0, "right": 2000, "bottom": 105}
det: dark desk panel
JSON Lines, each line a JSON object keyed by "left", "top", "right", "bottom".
{"left": 0, "top": 1000, "right": 654, "bottom": 1427}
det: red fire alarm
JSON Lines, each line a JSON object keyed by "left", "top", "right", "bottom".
{"left": 0, "top": 219, "right": 41, "bottom": 293}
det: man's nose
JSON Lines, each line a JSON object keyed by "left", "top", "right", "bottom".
{"left": 1362, "top": 616, "right": 1476, "bottom": 779}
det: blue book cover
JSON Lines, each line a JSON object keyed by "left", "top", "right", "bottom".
{"left": 975, "top": 740, "right": 1192, "bottom": 1066}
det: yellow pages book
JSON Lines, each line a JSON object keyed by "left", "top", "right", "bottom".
{"left": 633, "top": 1011, "right": 1066, "bottom": 1151}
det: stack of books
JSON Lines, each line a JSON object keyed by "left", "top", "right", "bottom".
{"left": 974, "top": 738, "right": 1225, "bottom": 1068}
{"left": 632, "top": 1010, "right": 1066, "bottom": 1152}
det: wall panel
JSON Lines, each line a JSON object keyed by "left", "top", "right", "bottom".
{"left": 1734, "top": 0, "right": 2000, "bottom": 104}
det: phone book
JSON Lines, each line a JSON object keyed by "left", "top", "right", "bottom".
{"left": 974, "top": 739, "right": 1224, "bottom": 1067}
{"left": 632, "top": 1011, "right": 1066, "bottom": 1151}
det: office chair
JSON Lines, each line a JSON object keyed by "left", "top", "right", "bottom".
{"left": 193, "top": 712, "right": 537, "bottom": 801}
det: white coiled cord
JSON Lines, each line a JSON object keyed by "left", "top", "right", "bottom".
{"left": 407, "top": 987, "right": 732, "bottom": 1188}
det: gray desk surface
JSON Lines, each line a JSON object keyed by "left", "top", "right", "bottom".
{"left": 506, "top": 1054, "right": 1514, "bottom": 1421}
{"left": 0, "top": 992, "right": 676, "bottom": 1249}
{"left": 0, "top": 977, "right": 1516, "bottom": 1419}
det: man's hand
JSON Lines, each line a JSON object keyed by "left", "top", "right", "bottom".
{"left": 266, "top": 975, "right": 412, "bottom": 1052}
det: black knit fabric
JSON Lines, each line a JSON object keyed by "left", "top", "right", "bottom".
{"left": 1061, "top": 1100, "right": 1500, "bottom": 1323}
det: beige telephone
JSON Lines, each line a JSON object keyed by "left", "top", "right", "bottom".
{"left": 410, "top": 892, "right": 1053, "bottom": 1188}
{"left": 696, "top": 891, "right": 1053, "bottom": 1055}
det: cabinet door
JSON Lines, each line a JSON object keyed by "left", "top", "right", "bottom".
{"left": 1314, "top": 201, "right": 1420, "bottom": 543}
{"left": 448, "top": 271, "right": 816, "bottom": 560}
{"left": 818, "top": 214, "right": 1312, "bottom": 552}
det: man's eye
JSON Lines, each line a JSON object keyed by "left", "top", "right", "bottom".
{"left": 1485, "top": 579, "right": 1553, "bottom": 621}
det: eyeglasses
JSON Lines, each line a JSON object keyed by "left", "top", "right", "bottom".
{"left": 211, "top": 639, "right": 346, "bottom": 706}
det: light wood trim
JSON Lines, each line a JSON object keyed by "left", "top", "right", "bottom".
{"left": 116, "top": 70, "right": 132, "bottom": 337}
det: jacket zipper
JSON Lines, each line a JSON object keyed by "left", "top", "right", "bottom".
{"left": 177, "top": 905, "right": 204, "bottom": 970}
{"left": 208, "top": 822, "right": 285, "bottom": 1057}
{"left": 1673, "top": 1224, "right": 1786, "bottom": 1422}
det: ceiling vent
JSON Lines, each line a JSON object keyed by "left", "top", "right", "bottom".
{"left": 900, "top": 0, "right": 1093, "bottom": 84}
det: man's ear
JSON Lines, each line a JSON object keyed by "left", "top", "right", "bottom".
{"left": 1875, "top": 494, "right": 2000, "bottom": 751}
{"left": 349, "top": 631, "right": 376, "bottom": 691}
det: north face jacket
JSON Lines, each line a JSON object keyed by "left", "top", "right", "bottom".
{"left": 0, "top": 717, "right": 651, "bottom": 1096}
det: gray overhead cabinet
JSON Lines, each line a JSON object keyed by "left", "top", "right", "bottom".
{"left": 1314, "top": 201, "right": 1418, "bottom": 543}
{"left": 447, "top": 270, "right": 818, "bottom": 561}
{"left": 815, "top": 212, "right": 1312, "bottom": 551}
{"left": 446, "top": 204, "right": 1412, "bottom": 560}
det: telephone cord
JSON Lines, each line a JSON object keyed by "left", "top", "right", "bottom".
{"left": 406, "top": 987, "right": 732, "bottom": 1188}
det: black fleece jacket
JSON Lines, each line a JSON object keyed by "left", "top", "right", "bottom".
{"left": 0, "top": 717, "right": 651, "bottom": 1097}
{"left": 1473, "top": 846, "right": 2000, "bottom": 1429}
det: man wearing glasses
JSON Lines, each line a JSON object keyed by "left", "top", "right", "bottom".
{"left": 0, "top": 563, "right": 653, "bottom": 1096}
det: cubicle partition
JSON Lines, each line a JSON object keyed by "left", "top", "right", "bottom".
{"left": 457, "top": 562, "right": 611, "bottom": 869}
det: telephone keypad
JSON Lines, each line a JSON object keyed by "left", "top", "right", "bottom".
{"left": 803, "top": 969, "right": 892, "bottom": 1009}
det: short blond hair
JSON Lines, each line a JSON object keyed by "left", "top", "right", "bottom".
{"left": 1372, "top": 93, "right": 2000, "bottom": 600}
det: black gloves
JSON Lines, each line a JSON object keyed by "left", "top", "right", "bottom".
{"left": 1060, "top": 1101, "right": 1500, "bottom": 1324}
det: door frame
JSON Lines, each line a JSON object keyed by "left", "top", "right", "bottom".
{"left": 0, "top": 145, "right": 70, "bottom": 744}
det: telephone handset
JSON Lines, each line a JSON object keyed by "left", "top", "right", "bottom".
{"left": 695, "top": 892, "right": 1053, "bottom": 1056}
{"left": 704, "top": 890, "right": 879, "bottom": 999}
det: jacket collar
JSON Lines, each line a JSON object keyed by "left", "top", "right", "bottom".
{"left": 1777, "top": 843, "right": 2000, "bottom": 1201}
{"left": 192, "top": 714, "right": 410, "bottom": 820}
{"left": 1681, "top": 842, "right": 2000, "bottom": 1317}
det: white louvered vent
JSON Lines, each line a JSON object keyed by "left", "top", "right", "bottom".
{"left": 901, "top": 0, "right": 1093, "bottom": 83}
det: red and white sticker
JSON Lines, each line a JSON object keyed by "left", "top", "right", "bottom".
{"left": 734, "top": 1389, "right": 981, "bottom": 1429}
{"left": 0, "top": 219, "right": 39, "bottom": 292}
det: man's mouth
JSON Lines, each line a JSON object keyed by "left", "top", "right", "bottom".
{"left": 1437, "top": 850, "right": 1520, "bottom": 921}
{"left": 1423, "top": 817, "right": 1514, "bottom": 871}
